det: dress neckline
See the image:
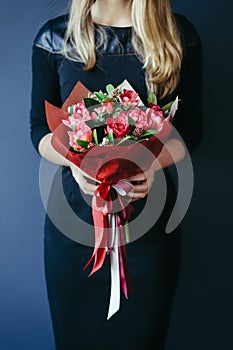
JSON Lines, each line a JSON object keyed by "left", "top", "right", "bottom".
{"left": 94, "top": 23, "right": 133, "bottom": 31}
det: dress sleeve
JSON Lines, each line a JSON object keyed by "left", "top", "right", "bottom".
{"left": 29, "top": 21, "right": 62, "bottom": 152}
{"left": 172, "top": 15, "right": 203, "bottom": 153}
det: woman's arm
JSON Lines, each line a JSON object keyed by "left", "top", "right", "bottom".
{"left": 38, "top": 133, "right": 70, "bottom": 166}
{"left": 39, "top": 132, "right": 185, "bottom": 199}
{"left": 127, "top": 138, "right": 186, "bottom": 200}
{"left": 30, "top": 37, "right": 97, "bottom": 195}
{"left": 38, "top": 133, "right": 98, "bottom": 195}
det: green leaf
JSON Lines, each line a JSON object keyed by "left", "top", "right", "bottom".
{"left": 85, "top": 119, "right": 102, "bottom": 129}
{"left": 148, "top": 91, "right": 157, "bottom": 105}
{"left": 106, "top": 84, "right": 115, "bottom": 97}
{"left": 161, "top": 101, "right": 174, "bottom": 112}
{"left": 83, "top": 98, "right": 100, "bottom": 108}
{"left": 112, "top": 109, "right": 122, "bottom": 118}
{"left": 69, "top": 105, "right": 75, "bottom": 115}
{"left": 93, "top": 129, "right": 98, "bottom": 145}
{"left": 76, "top": 139, "right": 89, "bottom": 149}
{"left": 107, "top": 129, "right": 114, "bottom": 143}
{"left": 116, "top": 135, "right": 136, "bottom": 145}
{"left": 127, "top": 116, "right": 135, "bottom": 132}
{"left": 94, "top": 91, "right": 107, "bottom": 102}
{"left": 127, "top": 116, "right": 135, "bottom": 127}
{"left": 142, "top": 129, "right": 159, "bottom": 137}
{"left": 122, "top": 104, "right": 130, "bottom": 111}
{"left": 161, "top": 99, "right": 181, "bottom": 112}
{"left": 124, "top": 221, "right": 130, "bottom": 243}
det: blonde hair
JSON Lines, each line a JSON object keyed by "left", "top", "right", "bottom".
{"left": 63, "top": 0, "right": 183, "bottom": 98}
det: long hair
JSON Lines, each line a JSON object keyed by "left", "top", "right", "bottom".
{"left": 63, "top": 0, "right": 183, "bottom": 98}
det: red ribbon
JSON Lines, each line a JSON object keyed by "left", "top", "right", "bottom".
{"left": 84, "top": 181, "right": 133, "bottom": 297}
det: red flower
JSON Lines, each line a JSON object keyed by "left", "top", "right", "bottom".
{"left": 106, "top": 110, "right": 130, "bottom": 138}
{"left": 119, "top": 89, "right": 140, "bottom": 106}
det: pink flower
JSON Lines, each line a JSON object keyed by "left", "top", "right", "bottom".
{"left": 63, "top": 108, "right": 96, "bottom": 129}
{"left": 69, "top": 101, "right": 97, "bottom": 120}
{"left": 94, "top": 102, "right": 113, "bottom": 115}
{"left": 148, "top": 104, "right": 164, "bottom": 118}
{"left": 106, "top": 110, "right": 130, "bottom": 138}
{"left": 63, "top": 115, "right": 82, "bottom": 129}
{"left": 128, "top": 107, "right": 152, "bottom": 131}
{"left": 67, "top": 120, "right": 92, "bottom": 151}
{"left": 146, "top": 107, "right": 165, "bottom": 132}
{"left": 72, "top": 102, "right": 86, "bottom": 114}
{"left": 80, "top": 108, "right": 97, "bottom": 121}
{"left": 68, "top": 102, "right": 95, "bottom": 120}
{"left": 119, "top": 89, "right": 140, "bottom": 106}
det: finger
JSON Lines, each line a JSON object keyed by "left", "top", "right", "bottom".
{"left": 128, "top": 179, "right": 154, "bottom": 200}
{"left": 79, "top": 167, "right": 100, "bottom": 183}
{"left": 80, "top": 182, "right": 97, "bottom": 195}
{"left": 70, "top": 164, "right": 100, "bottom": 184}
{"left": 128, "top": 173, "right": 147, "bottom": 182}
{"left": 132, "top": 174, "right": 155, "bottom": 191}
{"left": 128, "top": 168, "right": 155, "bottom": 183}
{"left": 128, "top": 191, "right": 148, "bottom": 200}
{"left": 78, "top": 176, "right": 97, "bottom": 196}
{"left": 132, "top": 183, "right": 148, "bottom": 193}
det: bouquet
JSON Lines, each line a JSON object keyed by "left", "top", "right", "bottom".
{"left": 45, "top": 80, "right": 178, "bottom": 319}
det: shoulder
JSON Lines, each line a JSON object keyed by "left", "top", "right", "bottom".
{"left": 33, "top": 14, "right": 68, "bottom": 53}
{"left": 174, "top": 13, "right": 201, "bottom": 49}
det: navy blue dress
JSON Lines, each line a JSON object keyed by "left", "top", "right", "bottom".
{"left": 30, "top": 14, "right": 202, "bottom": 350}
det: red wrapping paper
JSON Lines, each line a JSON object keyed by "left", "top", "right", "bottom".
{"left": 45, "top": 82, "right": 171, "bottom": 183}
{"left": 45, "top": 81, "right": 173, "bottom": 318}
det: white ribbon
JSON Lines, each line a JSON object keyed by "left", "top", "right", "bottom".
{"left": 107, "top": 213, "right": 120, "bottom": 320}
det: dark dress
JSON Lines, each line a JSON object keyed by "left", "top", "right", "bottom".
{"left": 30, "top": 13, "right": 202, "bottom": 350}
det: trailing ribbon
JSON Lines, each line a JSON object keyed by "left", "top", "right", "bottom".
{"left": 84, "top": 180, "right": 133, "bottom": 319}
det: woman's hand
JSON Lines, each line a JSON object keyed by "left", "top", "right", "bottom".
{"left": 128, "top": 162, "right": 157, "bottom": 201}
{"left": 69, "top": 160, "right": 158, "bottom": 199}
{"left": 70, "top": 163, "right": 98, "bottom": 196}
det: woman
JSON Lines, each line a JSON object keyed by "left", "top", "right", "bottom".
{"left": 30, "top": 0, "right": 202, "bottom": 349}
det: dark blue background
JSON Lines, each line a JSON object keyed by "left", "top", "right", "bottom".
{"left": 0, "top": 1, "right": 232, "bottom": 349}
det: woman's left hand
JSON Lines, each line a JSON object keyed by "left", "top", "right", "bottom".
{"left": 127, "top": 162, "right": 156, "bottom": 201}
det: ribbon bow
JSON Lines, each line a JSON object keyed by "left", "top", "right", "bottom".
{"left": 84, "top": 180, "right": 133, "bottom": 319}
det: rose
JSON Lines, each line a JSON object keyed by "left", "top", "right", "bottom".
{"left": 128, "top": 107, "right": 152, "bottom": 131}
{"left": 119, "top": 89, "right": 140, "bottom": 106}
{"left": 106, "top": 110, "right": 130, "bottom": 138}
{"left": 67, "top": 120, "right": 92, "bottom": 151}
{"left": 146, "top": 107, "right": 165, "bottom": 132}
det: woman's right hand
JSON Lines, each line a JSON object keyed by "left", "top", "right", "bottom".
{"left": 69, "top": 163, "right": 98, "bottom": 196}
